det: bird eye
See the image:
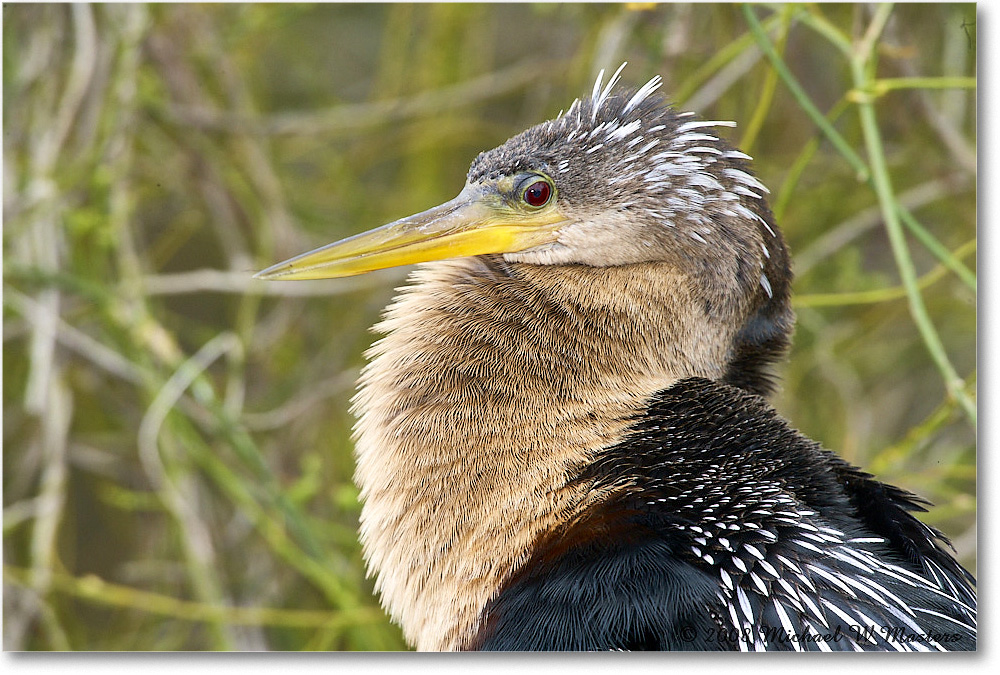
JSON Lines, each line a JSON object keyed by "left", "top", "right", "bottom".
{"left": 522, "top": 180, "right": 552, "bottom": 208}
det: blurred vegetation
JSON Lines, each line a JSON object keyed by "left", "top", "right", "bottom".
{"left": 3, "top": 3, "right": 975, "bottom": 651}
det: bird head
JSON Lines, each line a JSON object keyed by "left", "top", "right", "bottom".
{"left": 255, "top": 64, "right": 788, "bottom": 317}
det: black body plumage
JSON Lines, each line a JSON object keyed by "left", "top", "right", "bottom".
{"left": 473, "top": 379, "right": 975, "bottom": 651}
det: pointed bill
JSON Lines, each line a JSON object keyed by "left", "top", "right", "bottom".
{"left": 255, "top": 184, "right": 565, "bottom": 280}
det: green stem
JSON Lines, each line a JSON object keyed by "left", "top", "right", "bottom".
{"left": 741, "top": 14, "right": 976, "bottom": 293}
{"left": 673, "top": 12, "right": 785, "bottom": 105}
{"left": 854, "top": 3, "right": 894, "bottom": 64}
{"left": 868, "top": 76, "right": 977, "bottom": 95}
{"left": 772, "top": 97, "right": 850, "bottom": 222}
{"left": 897, "top": 204, "right": 977, "bottom": 291}
{"left": 869, "top": 372, "right": 976, "bottom": 476}
{"left": 740, "top": 7, "right": 792, "bottom": 153}
{"left": 3, "top": 565, "right": 383, "bottom": 629}
{"left": 744, "top": 2, "right": 976, "bottom": 425}
{"left": 742, "top": 3, "right": 870, "bottom": 181}
{"left": 794, "top": 239, "right": 975, "bottom": 307}
{"left": 849, "top": 51, "right": 976, "bottom": 425}
{"left": 794, "top": 5, "right": 855, "bottom": 56}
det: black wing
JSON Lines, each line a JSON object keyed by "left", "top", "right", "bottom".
{"left": 472, "top": 378, "right": 975, "bottom": 651}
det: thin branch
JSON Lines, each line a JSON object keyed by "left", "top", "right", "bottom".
{"left": 4, "top": 288, "right": 144, "bottom": 384}
{"left": 141, "top": 268, "right": 404, "bottom": 296}
{"left": 137, "top": 332, "right": 243, "bottom": 649}
{"left": 3, "top": 565, "right": 385, "bottom": 629}
{"left": 683, "top": 43, "right": 763, "bottom": 113}
{"left": 794, "top": 172, "right": 973, "bottom": 278}
{"left": 673, "top": 11, "right": 784, "bottom": 105}
{"left": 742, "top": 4, "right": 871, "bottom": 181}
{"left": 243, "top": 370, "right": 357, "bottom": 431}
{"left": 865, "top": 76, "right": 977, "bottom": 94}
{"left": 163, "top": 58, "right": 569, "bottom": 137}
{"left": 795, "top": 239, "right": 975, "bottom": 307}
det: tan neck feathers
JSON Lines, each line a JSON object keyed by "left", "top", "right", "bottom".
{"left": 352, "top": 256, "right": 750, "bottom": 650}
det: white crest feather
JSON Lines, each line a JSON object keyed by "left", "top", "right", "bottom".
{"left": 623, "top": 74, "right": 663, "bottom": 115}
{"left": 592, "top": 62, "right": 628, "bottom": 120}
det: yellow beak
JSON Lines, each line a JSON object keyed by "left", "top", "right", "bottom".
{"left": 254, "top": 184, "right": 565, "bottom": 280}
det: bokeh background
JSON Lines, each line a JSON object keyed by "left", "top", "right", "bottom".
{"left": 3, "top": 3, "right": 976, "bottom": 651}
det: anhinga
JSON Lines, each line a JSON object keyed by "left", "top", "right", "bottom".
{"left": 256, "top": 66, "right": 976, "bottom": 651}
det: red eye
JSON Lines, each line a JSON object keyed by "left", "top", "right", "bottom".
{"left": 523, "top": 180, "right": 552, "bottom": 207}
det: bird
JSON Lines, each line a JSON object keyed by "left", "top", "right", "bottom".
{"left": 255, "top": 64, "right": 976, "bottom": 651}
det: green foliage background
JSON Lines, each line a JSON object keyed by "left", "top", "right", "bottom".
{"left": 3, "top": 3, "right": 976, "bottom": 651}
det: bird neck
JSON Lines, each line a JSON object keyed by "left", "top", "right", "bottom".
{"left": 351, "top": 255, "right": 761, "bottom": 650}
